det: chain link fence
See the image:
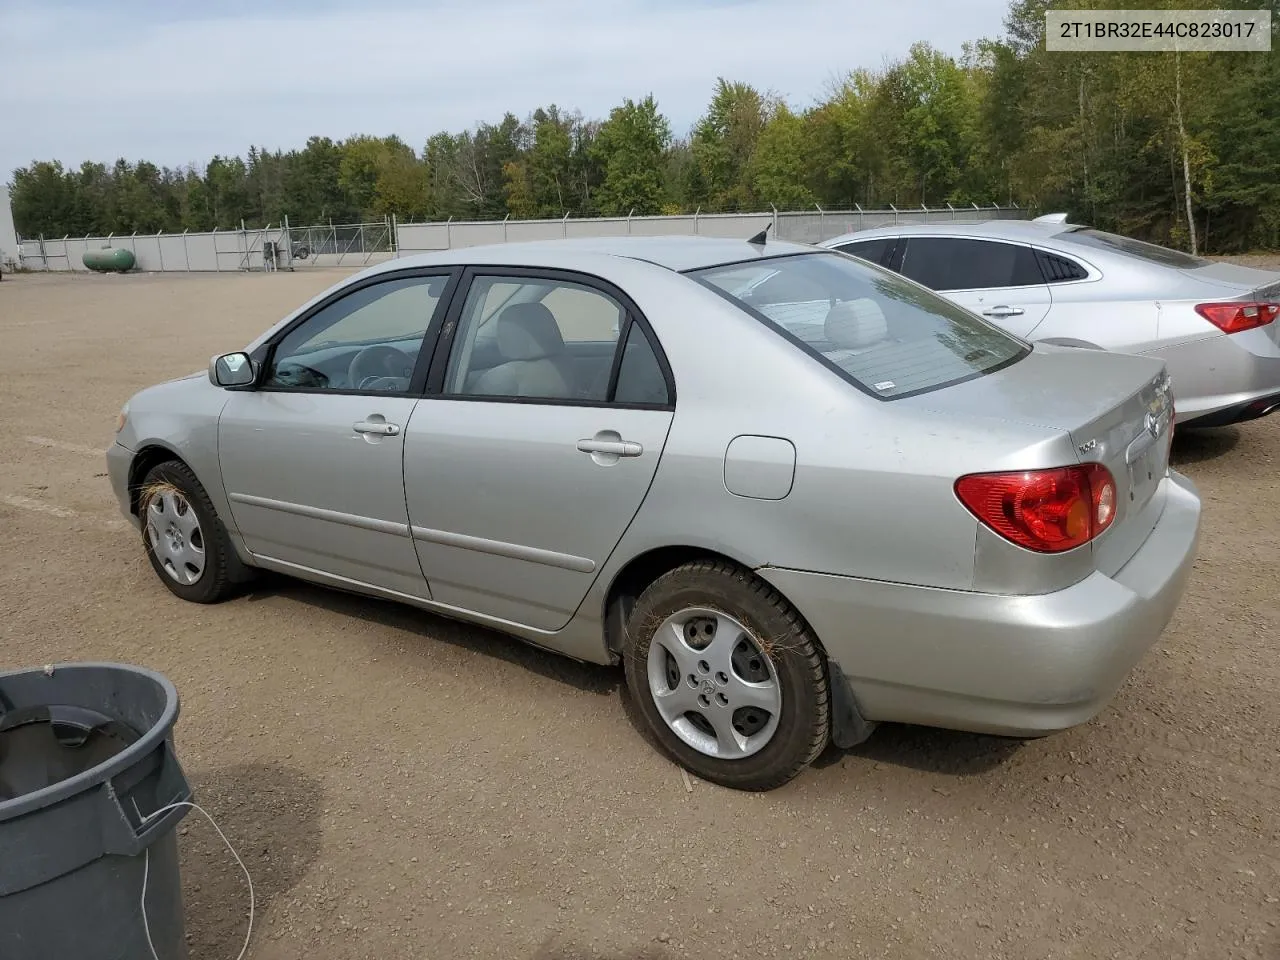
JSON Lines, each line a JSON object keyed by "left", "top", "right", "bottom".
{"left": 281, "top": 218, "right": 395, "bottom": 268}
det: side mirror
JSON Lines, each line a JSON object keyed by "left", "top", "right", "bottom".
{"left": 209, "top": 352, "right": 255, "bottom": 388}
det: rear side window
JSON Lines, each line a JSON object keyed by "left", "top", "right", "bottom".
{"left": 834, "top": 238, "right": 895, "bottom": 267}
{"left": 1061, "top": 228, "right": 1210, "bottom": 268}
{"left": 613, "top": 323, "right": 671, "bottom": 405}
{"left": 900, "top": 238, "right": 1044, "bottom": 291}
{"left": 690, "top": 252, "right": 1028, "bottom": 400}
{"left": 1035, "top": 250, "right": 1089, "bottom": 283}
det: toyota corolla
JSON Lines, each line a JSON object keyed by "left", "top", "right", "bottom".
{"left": 108, "top": 236, "right": 1201, "bottom": 790}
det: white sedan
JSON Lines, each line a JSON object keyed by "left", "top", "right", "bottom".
{"left": 822, "top": 216, "right": 1280, "bottom": 427}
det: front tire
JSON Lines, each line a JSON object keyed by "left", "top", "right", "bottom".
{"left": 623, "top": 559, "right": 830, "bottom": 791}
{"left": 139, "top": 461, "right": 242, "bottom": 604}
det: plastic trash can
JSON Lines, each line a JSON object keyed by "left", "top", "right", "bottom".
{"left": 0, "top": 662, "right": 193, "bottom": 960}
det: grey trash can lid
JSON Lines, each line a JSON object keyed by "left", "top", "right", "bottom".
{"left": 0, "top": 662, "right": 180, "bottom": 823}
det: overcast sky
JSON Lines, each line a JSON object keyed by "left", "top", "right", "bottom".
{"left": 4, "top": 0, "right": 1011, "bottom": 181}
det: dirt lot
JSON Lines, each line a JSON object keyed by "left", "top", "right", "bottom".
{"left": 1, "top": 266, "right": 1278, "bottom": 960}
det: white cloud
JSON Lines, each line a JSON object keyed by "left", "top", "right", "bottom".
{"left": 4, "top": 0, "right": 1010, "bottom": 178}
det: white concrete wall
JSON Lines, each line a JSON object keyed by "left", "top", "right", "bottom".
{"left": 0, "top": 186, "right": 19, "bottom": 269}
{"left": 18, "top": 227, "right": 290, "bottom": 272}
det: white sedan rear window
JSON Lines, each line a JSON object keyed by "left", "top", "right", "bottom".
{"left": 690, "top": 252, "right": 1028, "bottom": 399}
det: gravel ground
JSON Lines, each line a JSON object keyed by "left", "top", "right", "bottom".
{"left": 1, "top": 265, "right": 1278, "bottom": 960}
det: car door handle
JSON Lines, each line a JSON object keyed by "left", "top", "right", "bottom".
{"left": 353, "top": 420, "right": 400, "bottom": 436}
{"left": 982, "top": 305, "right": 1025, "bottom": 318}
{"left": 577, "top": 438, "right": 643, "bottom": 457}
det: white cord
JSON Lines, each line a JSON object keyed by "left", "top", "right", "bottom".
{"left": 140, "top": 801, "right": 255, "bottom": 960}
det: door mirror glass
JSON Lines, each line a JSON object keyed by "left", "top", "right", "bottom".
{"left": 210, "top": 352, "right": 255, "bottom": 387}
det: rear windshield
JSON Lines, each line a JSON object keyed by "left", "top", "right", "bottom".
{"left": 1060, "top": 228, "right": 1210, "bottom": 269}
{"left": 688, "top": 252, "right": 1028, "bottom": 399}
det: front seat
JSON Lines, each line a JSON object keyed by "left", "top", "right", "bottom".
{"left": 470, "top": 302, "right": 577, "bottom": 398}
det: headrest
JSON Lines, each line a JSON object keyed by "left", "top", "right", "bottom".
{"left": 494, "top": 303, "right": 565, "bottom": 361}
{"left": 824, "top": 299, "right": 888, "bottom": 351}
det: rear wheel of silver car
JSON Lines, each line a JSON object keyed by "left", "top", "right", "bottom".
{"left": 624, "top": 559, "right": 830, "bottom": 791}
{"left": 139, "top": 461, "right": 240, "bottom": 604}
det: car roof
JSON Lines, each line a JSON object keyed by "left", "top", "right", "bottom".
{"left": 821, "top": 218, "right": 1086, "bottom": 246}
{"left": 375, "top": 235, "right": 818, "bottom": 274}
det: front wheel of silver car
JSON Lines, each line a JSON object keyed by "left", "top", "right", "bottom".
{"left": 624, "top": 560, "right": 830, "bottom": 791}
{"left": 138, "top": 461, "right": 242, "bottom": 604}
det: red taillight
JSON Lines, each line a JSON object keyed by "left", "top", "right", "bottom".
{"left": 955, "top": 464, "right": 1117, "bottom": 553}
{"left": 1194, "top": 301, "right": 1279, "bottom": 334}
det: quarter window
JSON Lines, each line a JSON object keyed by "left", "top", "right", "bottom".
{"left": 1035, "top": 250, "right": 1090, "bottom": 283}
{"left": 900, "top": 238, "right": 1044, "bottom": 291}
{"left": 263, "top": 274, "right": 449, "bottom": 393}
{"left": 613, "top": 322, "right": 671, "bottom": 405}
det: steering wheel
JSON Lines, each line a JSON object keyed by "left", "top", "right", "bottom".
{"left": 348, "top": 345, "right": 413, "bottom": 389}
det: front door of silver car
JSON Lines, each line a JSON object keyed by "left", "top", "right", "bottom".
{"left": 218, "top": 273, "right": 453, "bottom": 598}
{"left": 897, "top": 236, "right": 1053, "bottom": 337}
{"left": 402, "top": 270, "right": 675, "bottom": 631}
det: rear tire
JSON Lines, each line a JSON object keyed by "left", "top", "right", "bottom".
{"left": 138, "top": 461, "right": 243, "bottom": 604}
{"left": 623, "top": 559, "right": 830, "bottom": 791}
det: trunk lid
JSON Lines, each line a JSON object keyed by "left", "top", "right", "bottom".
{"left": 1180, "top": 261, "right": 1280, "bottom": 296}
{"left": 900, "top": 343, "right": 1174, "bottom": 576}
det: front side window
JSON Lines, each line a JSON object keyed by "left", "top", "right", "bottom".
{"left": 690, "top": 252, "right": 1028, "bottom": 400}
{"left": 264, "top": 274, "right": 449, "bottom": 393}
{"left": 444, "top": 274, "right": 669, "bottom": 405}
{"left": 899, "top": 238, "right": 1044, "bottom": 291}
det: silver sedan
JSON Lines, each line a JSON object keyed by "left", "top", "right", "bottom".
{"left": 821, "top": 217, "right": 1280, "bottom": 428}
{"left": 108, "top": 236, "right": 1201, "bottom": 790}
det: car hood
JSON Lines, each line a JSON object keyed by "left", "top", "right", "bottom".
{"left": 129, "top": 370, "right": 206, "bottom": 408}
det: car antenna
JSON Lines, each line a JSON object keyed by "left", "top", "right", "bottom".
{"left": 747, "top": 224, "right": 770, "bottom": 246}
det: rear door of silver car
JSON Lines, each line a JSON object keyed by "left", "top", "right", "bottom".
{"left": 897, "top": 236, "right": 1053, "bottom": 338}
{"left": 401, "top": 268, "right": 676, "bottom": 631}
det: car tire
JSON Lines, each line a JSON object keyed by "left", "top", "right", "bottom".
{"left": 623, "top": 559, "right": 830, "bottom": 791}
{"left": 138, "top": 460, "right": 243, "bottom": 604}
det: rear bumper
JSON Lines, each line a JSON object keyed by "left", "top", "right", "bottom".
{"left": 758, "top": 471, "right": 1201, "bottom": 737}
{"left": 1150, "top": 329, "right": 1280, "bottom": 423}
{"left": 1179, "top": 390, "right": 1280, "bottom": 428}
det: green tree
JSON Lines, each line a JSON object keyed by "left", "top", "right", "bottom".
{"left": 10, "top": 161, "right": 77, "bottom": 236}
{"left": 282, "top": 137, "right": 349, "bottom": 223}
{"left": 747, "top": 107, "right": 816, "bottom": 209}
{"left": 1204, "top": 25, "right": 1280, "bottom": 250}
{"left": 804, "top": 70, "right": 879, "bottom": 206}
{"left": 591, "top": 95, "right": 671, "bottom": 216}
{"left": 690, "top": 79, "right": 775, "bottom": 210}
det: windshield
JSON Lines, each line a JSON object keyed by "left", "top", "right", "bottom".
{"left": 689, "top": 252, "right": 1028, "bottom": 399}
{"left": 1060, "top": 228, "right": 1210, "bottom": 269}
